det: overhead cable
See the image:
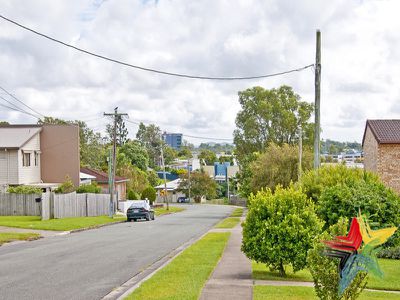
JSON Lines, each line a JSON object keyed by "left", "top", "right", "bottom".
{"left": 0, "top": 14, "right": 314, "bottom": 80}
{"left": 0, "top": 85, "right": 45, "bottom": 117}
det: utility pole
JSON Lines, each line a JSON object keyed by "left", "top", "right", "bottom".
{"left": 160, "top": 141, "right": 169, "bottom": 210}
{"left": 104, "top": 107, "right": 128, "bottom": 217}
{"left": 188, "top": 158, "right": 191, "bottom": 203}
{"left": 314, "top": 30, "right": 321, "bottom": 169}
{"left": 298, "top": 126, "right": 303, "bottom": 180}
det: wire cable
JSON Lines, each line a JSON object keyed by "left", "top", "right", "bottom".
{"left": 0, "top": 85, "right": 45, "bottom": 117}
{"left": 0, "top": 102, "right": 40, "bottom": 119}
{"left": 0, "top": 14, "right": 314, "bottom": 80}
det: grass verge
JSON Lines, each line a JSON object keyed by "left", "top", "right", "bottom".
{"left": 154, "top": 206, "right": 185, "bottom": 216}
{"left": 230, "top": 208, "right": 244, "bottom": 217}
{"left": 0, "top": 232, "right": 41, "bottom": 245}
{"left": 0, "top": 215, "right": 126, "bottom": 231}
{"left": 253, "top": 286, "right": 400, "bottom": 300}
{"left": 253, "top": 258, "right": 400, "bottom": 291}
{"left": 126, "top": 232, "right": 230, "bottom": 300}
{"left": 215, "top": 217, "right": 241, "bottom": 229}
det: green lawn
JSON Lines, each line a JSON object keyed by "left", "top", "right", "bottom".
{"left": 0, "top": 215, "right": 126, "bottom": 231}
{"left": 0, "top": 232, "right": 41, "bottom": 245}
{"left": 253, "top": 286, "right": 400, "bottom": 300}
{"left": 154, "top": 206, "right": 185, "bottom": 216}
{"left": 215, "top": 217, "right": 241, "bottom": 229}
{"left": 230, "top": 208, "right": 244, "bottom": 217}
{"left": 253, "top": 259, "right": 400, "bottom": 291}
{"left": 126, "top": 232, "right": 230, "bottom": 300}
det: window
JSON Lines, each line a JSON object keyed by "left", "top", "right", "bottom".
{"left": 22, "top": 151, "right": 31, "bottom": 167}
{"left": 34, "top": 151, "right": 39, "bottom": 166}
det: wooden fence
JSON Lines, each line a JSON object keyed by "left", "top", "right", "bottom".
{"left": 0, "top": 192, "right": 116, "bottom": 220}
{"left": 229, "top": 195, "right": 247, "bottom": 207}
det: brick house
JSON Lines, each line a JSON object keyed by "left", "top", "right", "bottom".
{"left": 362, "top": 119, "right": 400, "bottom": 193}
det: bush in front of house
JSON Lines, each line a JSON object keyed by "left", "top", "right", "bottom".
{"left": 141, "top": 186, "right": 156, "bottom": 204}
{"left": 54, "top": 177, "right": 76, "bottom": 194}
{"left": 307, "top": 218, "right": 368, "bottom": 300}
{"left": 377, "top": 246, "right": 400, "bottom": 260}
{"left": 7, "top": 185, "right": 42, "bottom": 194}
{"left": 241, "top": 185, "right": 323, "bottom": 277}
{"left": 76, "top": 182, "right": 101, "bottom": 194}
{"left": 127, "top": 189, "right": 140, "bottom": 200}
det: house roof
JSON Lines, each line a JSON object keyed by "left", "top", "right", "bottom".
{"left": 155, "top": 178, "right": 181, "bottom": 191}
{"left": 0, "top": 126, "right": 42, "bottom": 149}
{"left": 362, "top": 120, "right": 400, "bottom": 145}
{"left": 80, "top": 167, "right": 129, "bottom": 183}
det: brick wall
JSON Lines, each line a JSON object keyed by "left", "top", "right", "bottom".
{"left": 363, "top": 126, "right": 379, "bottom": 173}
{"left": 378, "top": 144, "right": 400, "bottom": 194}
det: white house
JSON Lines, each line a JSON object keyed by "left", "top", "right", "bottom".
{"left": 0, "top": 127, "right": 42, "bottom": 186}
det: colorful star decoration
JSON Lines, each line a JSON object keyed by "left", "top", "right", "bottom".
{"left": 323, "top": 212, "right": 397, "bottom": 296}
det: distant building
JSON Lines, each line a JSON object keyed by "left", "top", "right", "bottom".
{"left": 203, "top": 162, "right": 239, "bottom": 183}
{"left": 162, "top": 132, "right": 182, "bottom": 150}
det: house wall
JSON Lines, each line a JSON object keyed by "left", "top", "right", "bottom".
{"left": 18, "top": 133, "right": 41, "bottom": 184}
{"left": 363, "top": 126, "right": 379, "bottom": 172}
{"left": 0, "top": 150, "right": 18, "bottom": 185}
{"left": 40, "top": 125, "right": 80, "bottom": 186}
{"left": 377, "top": 144, "right": 400, "bottom": 194}
{"left": 98, "top": 182, "right": 126, "bottom": 200}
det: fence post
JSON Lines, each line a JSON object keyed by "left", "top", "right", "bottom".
{"left": 85, "top": 193, "right": 88, "bottom": 217}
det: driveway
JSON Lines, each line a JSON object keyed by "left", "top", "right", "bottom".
{"left": 0, "top": 204, "right": 233, "bottom": 300}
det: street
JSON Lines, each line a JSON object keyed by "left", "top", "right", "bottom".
{"left": 0, "top": 204, "right": 234, "bottom": 300}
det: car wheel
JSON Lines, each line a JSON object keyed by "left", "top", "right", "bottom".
{"left": 146, "top": 213, "right": 150, "bottom": 221}
{"left": 127, "top": 218, "right": 131, "bottom": 222}
{"left": 133, "top": 218, "right": 137, "bottom": 222}
{"left": 151, "top": 213, "right": 155, "bottom": 220}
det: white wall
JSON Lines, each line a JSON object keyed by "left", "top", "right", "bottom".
{"left": 0, "top": 150, "right": 18, "bottom": 184}
{"left": 18, "top": 133, "right": 41, "bottom": 184}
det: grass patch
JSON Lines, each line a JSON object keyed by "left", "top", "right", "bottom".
{"left": 154, "top": 206, "right": 185, "bottom": 216}
{"left": 126, "top": 232, "right": 230, "bottom": 300}
{"left": 230, "top": 208, "right": 244, "bottom": 217}
{"left": 253, "top": 259, "right": 400, "bottom": 291}
{"left": 0, "top": 215, "right": 126, "bottom": 231}
{"left": 253, "top": 286, "right": 400, "bottom": 300}
{"left": 215, "top": 217, "right": 241, "bottom": 229}
{"left": 0, "top": 232, "right": 41, "bottom": 245}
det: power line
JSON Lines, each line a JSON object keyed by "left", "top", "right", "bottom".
{"left": 0, "top": 101, "right": 40, "bottom": 119}
{"left": 0, "top": 95, "right": 39, "bottom": 117}
{"left": 0, "top": 85, "right": 45, "bottom": 117}
{"left": 0, "top": 14, "right": 314, "bottom": 80}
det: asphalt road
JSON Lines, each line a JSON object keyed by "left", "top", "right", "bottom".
{"left": 0, "top": 204, "right": 234, "bottom": 300}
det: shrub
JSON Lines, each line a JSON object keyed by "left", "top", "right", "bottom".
{"left": 127, "top": 189, "right": 140, "bottom": 200}
{"left": 76, "top": 182, "right": 101, "bottom": 194}
{"left": 54, "top": 177, "right": 76, "bottom": 194}
{"left": 141, "top": 186, "right": 156, "bottom": 204}
{"left": 7, "top": 185, "right": 42, "bottom": 194}
{"left": 377, "top": 247, "right": 400, "bottom": 259}
{"left": 241, "top": 185, "right": 323, "bottom": 276}
{"left": 307, "top": 218, "right": 367, "bottom": 300}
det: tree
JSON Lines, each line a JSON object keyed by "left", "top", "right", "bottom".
{"left": 241, "top": 185, "right": 323, "bottom": 277}
{"left": 250, "top": 143, "right": 313, "bottom": 193}
{"left": 117, "top": 164, "right": 149, "bottom": 195}
{"left": 163, "top": 145, "right": 178, "bottom": 165}
{"left": 233, "top": 85, "right": 314, "bottom": 164}
{"left": 119, "top": 140, "right": 149, "bottom": 171}
{"left": 178, "top": 170, "right": 217, "bottom": 202}
{"left": 198, "top": 149, "right": 217, "bottom": 165}
{"left": 218, "top": 155, "right": 233, "bottom": 164}
{"left": 0, "top": 121, "right": 10, "bottom": 125}
{"left": 136, "top": 123, "right": 162, "bottom": 168}
{"left": 141, "top": 186, "right": 157, "bottom": 204}
{"left": 178, "top": 146, "right": 193, "bottom": 159}
{"left": 106, "top": 115, "right": 128, "bottom": 146}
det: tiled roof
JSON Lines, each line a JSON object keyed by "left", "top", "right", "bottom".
{"left": 364, "top": 120, "right": 400, "bottom": 144}
{"left": 80, "top": 167, "right": 128, "bottom": 183}
{"left": 0, "top": 126, "right": 42, "bottom": 148}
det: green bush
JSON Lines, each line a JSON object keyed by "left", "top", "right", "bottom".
{"left": 141, "top": 186, "right": 156, "bottom": 204}
{"left": 127, "top": 189, "right": 140, "bottom": 200}
{"left": 241, "top": 185, "right": 323, "bottom": 276}
{"left": 307, "top": 218, "right": 367, "bottom": 300}
{"left": 54, "top": 177, "right": 76, "bottom": 194}
{"left": 377, "top": 247, "right": 400, "bottom": 260}
{"left": 7, "top": 185, "right": 42, "bottom": 194}
{"left": 76, "top": 182, "right": 101, "bottom": 194}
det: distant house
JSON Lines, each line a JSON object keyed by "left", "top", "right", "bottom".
{"left": 80, "top": 167, "right": 129, "bottom": 200}
{"left": 203, "top": 162, "right": 239, "bottom": 183}
{"left": 363, "top": 119, "right": 400, "bottom": 193}
{"left": 155, "top": 178, "right": 186, "bottom": 203}
{"left": 0, "top": 124, "right": 80, "bottom": 188}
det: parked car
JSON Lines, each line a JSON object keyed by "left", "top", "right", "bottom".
{"left": 127, "top": 200, "right": 155, "bottom": 222}
{"left": 177, "top": 196, "right": 190, "bottom": 203}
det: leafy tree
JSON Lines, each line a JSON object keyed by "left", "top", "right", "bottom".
{"left": 147, "top": 169, "right": 161, "bottom": 187}
{"left": 178, "top": 170, "right": 217, "bottom": 202}
{"left": 0, "top": 121, "right": 10, "bottom": 125}
{"left": 38, "top": 116, "right": 68, "bottom": 125}
{"left": 241, "top": 185, "right": 323, "bottom": 277}
{"left": 106, "top": 115, "right": 128, "bottom": 146}
{"left": 178, "top": 146, "right": 193, "bottom": 159}
{"left": 136, "top": 123, "right": 162, "bottom": 168}
{"left": 141, "top": 186, "right": 157, "bottom": 204}
{"left": 250, "top": 143, "right": 313, "bottom": 193}
{"left": 117, "top": 164, "right": 149, "bottom": 195}
{"left": 54, "top": 176, "right": 76, "bottom": 194}
{"left": 127, "top": 189, "right": 140, "bottom": 200}
{"left": 76, "top": 182, "right": 101, "bottom": 194}
{"left": 163, "top": 145, "right": 177, "bottom": 165}
{"left": 233, "top": 85, "right": 314, "bottom": 164}
{"left": 119, "top": 140, "right": 149, "bottom": 171}
{"left": 218, "top": 155, "right": 233, "bottom": 164}
{"left": 198, "top": 149, "right": 217, "bottom": 165}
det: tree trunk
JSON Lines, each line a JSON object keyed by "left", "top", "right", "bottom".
{"left": 278, "top": 261, "right": 286, "bottom": 277}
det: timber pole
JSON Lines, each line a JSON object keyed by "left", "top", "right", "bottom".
{"left": 314, "top": 30, "right": 321, "bottom": 169}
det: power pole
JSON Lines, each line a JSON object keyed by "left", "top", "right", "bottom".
{"left": 298, "top": 126, "right": 303, "bottom": 180}
{"left": 188, "top": 158, "right": 191, "bottom": 203}
{"left": 314, "top": 30, "right": 322, "bottom": 169}
{"left": 104, "top": 107, "right": 128, "bottom": 217}
{"left": 160, "top": 142, "right": 169, "bottom": 210}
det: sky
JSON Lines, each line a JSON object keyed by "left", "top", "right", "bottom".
{"left": 1, "top": 0, "right": 400, "bottom": 145}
